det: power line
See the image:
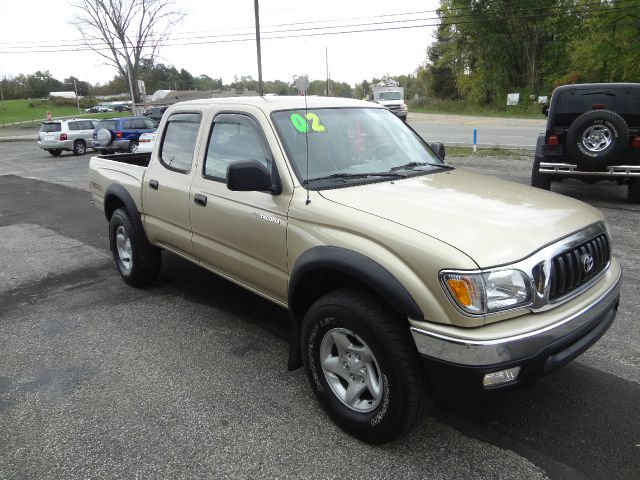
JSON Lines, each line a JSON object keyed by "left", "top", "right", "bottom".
{"left": 0, "top": 1, "right": 634, "bottom": 55}
{"left": 0, "top": 8, "right": 444, "bottom": 46}
{"left": 0, "top": 0, "right": 633, "bottom": 50}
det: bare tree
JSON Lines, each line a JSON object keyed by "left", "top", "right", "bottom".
{"left": 71, "top": 0, "right": 185, "bottom": 105}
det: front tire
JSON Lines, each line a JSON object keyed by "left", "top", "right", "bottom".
{"left": 108, "top": 208, "right": 161, "bottom": 287}
{"left": 301, "top": 289, "right": 429, "bottom": 443}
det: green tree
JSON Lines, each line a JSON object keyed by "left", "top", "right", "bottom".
{"left": 25, "top": 71, "right": 63, "bottom": 98}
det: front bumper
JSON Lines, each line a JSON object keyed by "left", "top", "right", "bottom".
{"left": 411, "top": 269, "right": 621, "bottom": 397}
{"left": 389, "top": 110, "right": 407, "bottom": 119}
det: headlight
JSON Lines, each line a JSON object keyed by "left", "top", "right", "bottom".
{"left": 441, "top": 269, "right": 532, "bottom": 315}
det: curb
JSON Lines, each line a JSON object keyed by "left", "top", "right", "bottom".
{"left": 0, "top": 135, "right": 38, "bottom": 142}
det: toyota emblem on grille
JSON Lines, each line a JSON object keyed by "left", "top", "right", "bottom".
{"left": 582, "top": 254, "right": 595, "bottom": 273}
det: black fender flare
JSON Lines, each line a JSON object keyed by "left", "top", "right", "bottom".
{"left": 534, "top": 133, "right": 546, "bottom": 158}
{"left": 103, "top": 184, "right": 149, "bottom": 244}
{"left": 287, "top": 246, "right": 423, "bottom": 370}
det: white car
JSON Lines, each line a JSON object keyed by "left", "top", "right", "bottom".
{"left": 137, "top": 131, "right": 157, "bottom": 153}
{"left": 85, "top": 105, "right": 113, "bottom": 113}
{"left": 38, "top": 118, "right": 98, "bottom": 156}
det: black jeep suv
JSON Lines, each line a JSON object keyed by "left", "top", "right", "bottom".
{"left": 531, "top": 83, "right": 640, "bottom": 203}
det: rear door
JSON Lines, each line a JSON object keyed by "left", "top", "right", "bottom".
{"left": 142, "top": 111, "right": 204, "bottom": 257}
{"left": 121, "top": 118, "right": 138, "bottom": 142}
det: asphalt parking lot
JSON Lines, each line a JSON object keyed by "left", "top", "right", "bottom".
{"left": 0, "top": 141, "right": 638, "bottom": 479}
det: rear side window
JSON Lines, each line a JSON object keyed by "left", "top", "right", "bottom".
{"left": 122, "top": 119, "right": 136, "bottom": 130}
{"left": 97, "top": 120, "right": 117, "bottom": 131}
{"left": 40, "top": 123, "right": 61, "bottom": 133}
{"left": 159, "top": 113, "right": 202, "bottom": 174}
{"left": 78, "top": 120, "right": 94, "bottom": 130}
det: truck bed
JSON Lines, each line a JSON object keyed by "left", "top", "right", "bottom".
{"left": 89, "top": 152, "right": 150, "bottom": 215}
{"left": 97, "top": 152, "right": 152, "bottom": 167}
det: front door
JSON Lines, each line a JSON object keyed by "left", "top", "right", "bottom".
{"left": 189, "top": 112, "right": 290, "bottom": 303}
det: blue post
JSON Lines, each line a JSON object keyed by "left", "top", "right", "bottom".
{"left": 473, "top": 128, "right": 477, "bottom": 153}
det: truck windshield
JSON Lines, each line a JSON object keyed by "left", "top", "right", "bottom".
{"left": 379, "top": 92, "right": 403, "bottom": 101}
{"left": 272, "top": 107, "right": 445, "bottom": 188}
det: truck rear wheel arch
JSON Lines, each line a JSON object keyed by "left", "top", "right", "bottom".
{"left": 287, "top": 246, "right": 424, "bottom": 370}
{"left": 103, "top": 185, "right": 147, "bottom": 241}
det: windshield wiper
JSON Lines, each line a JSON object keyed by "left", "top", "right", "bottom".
{"left": 304, "top": 172, "right": 407, "bottom": 184}
{"left": 390, "top": 161, "right": 454, "bottom": 171}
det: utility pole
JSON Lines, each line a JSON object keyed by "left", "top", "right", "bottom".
{"left": 0, "top": 70, "right": 5, "bottom": 112}
{"left": 0, "top": 80, "right": 5, "bottom": 113}
{"left": 73, "top": 78, "right": 81, "bottom": 113}
{"left": 254, "top": 0, "right": 263, "bottom": 96}
{"left": 326, "top": 47, "right": 329, "bottom": 96}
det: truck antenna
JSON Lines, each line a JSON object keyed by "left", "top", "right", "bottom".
{"left": 304, "top": 91, "right": 310, "bottom": 205}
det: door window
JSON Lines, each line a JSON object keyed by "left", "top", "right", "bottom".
{"left": 159, "top": 113, "right": 202, "bottom": 174}
{"left": 144, "top": 118, "right": 158, "bottom": 129}
{"left": 204, "top": 115, "right": 272, "bottom": 182}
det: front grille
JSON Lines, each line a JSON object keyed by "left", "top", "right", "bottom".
{"left": 549, "top": 233, "right": 610, "bottom": 300}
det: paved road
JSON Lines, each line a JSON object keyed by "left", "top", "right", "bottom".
{"left": 0, "top": 142, "right": 638, "bottom": 479}
{"left": 408, "top": 112, "right": 546, "bottom": 149}
{"left": 1, "top": 112, "right": 547, "bottom": 150}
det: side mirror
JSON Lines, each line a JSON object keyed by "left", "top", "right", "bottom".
{"left": 226, "top": 160, "right": 277, "bottom": 193}
{"left": 430, "top": 142, "right": 446, "bottom": 160}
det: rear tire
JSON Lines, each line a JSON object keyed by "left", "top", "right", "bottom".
{"left": 73, "top": 140, "right": 86, "bottom": 156}
{"left": 301, "top": 288, "right": 430, "bottom": 443}
{"left": 108, "top": 208, "right": 161, "bottom": 287}
{"left": 629, "top": 178, "right": 640, "bottom": 204}
{"left": 96, "top": 128, "right": 114, "bottom": 147}
{"left": 531, "top": 156, "right": 551, "bottom": 190}
{"left": 128, "top": 141, "right": 139, "bottom": 153}
{"left": 566, "top": 110, "right": 629, "bottom": 170}
{"left": 48, "top": 149, "right": 62, "bottom": 157}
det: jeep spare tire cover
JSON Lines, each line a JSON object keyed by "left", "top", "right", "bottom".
{"left": 96, "top": 128, "right": 113, "bottom": 146}
{"left": 566, "top": 109, "right": 629, "bottom": 170}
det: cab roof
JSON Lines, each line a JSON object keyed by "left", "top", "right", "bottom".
{"left": 171, "top": 96, "right": 382, "bottom": 113}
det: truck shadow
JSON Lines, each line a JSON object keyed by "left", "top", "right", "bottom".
{"left": 158, "top": 250, "right": 639, "bottom": 480}
{"left": 549, "top": 178, "right": 633, "bottom": 207}
{"left": 158, "top": 251, "right": 291, "bottom": 341}
{"left": 429, "top": 363, "right": 640, "bottom": 480}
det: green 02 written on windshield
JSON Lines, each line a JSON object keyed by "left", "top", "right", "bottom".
{"left": 271, "top": 107, "right": 451, "bottom": 189}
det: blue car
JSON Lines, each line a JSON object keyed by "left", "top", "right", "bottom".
{"left": 93, "top": 116, "right": 158, "bottom": 153}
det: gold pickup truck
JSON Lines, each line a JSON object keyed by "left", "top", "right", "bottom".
{"left": 88, "top": 96, "right": 621, "bottom": 443}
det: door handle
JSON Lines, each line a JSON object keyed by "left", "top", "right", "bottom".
{"left": 149, "top": 179, "right": 159, "bottom": 190}
{"left": 194, "top": 193, "right": 207, "bottom": 206}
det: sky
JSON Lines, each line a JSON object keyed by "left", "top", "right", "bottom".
{"left": 0, "top": 0, "right": 441, "bottom": 87}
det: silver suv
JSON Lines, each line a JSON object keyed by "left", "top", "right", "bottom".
{"left": 38, "top": 119, "right": 98, "bottom": 156}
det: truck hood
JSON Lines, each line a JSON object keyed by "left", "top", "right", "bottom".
{"left": 319, "top": 169, "right": 603, "bottom": 267}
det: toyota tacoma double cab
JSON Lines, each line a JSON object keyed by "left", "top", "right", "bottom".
{"left": 89, "top": 96, "right": 621, "bottom": 443}
{"left": 531, "top": 83, "right": 640, "bottom": 202}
